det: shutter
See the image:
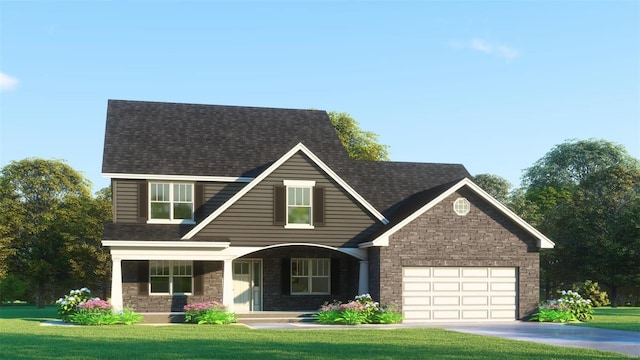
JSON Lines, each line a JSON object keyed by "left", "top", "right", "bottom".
{"left": 138, "top": 182, "right": 148, "bottom": 223}
{"left": 138, "top": 261, "right": 149, "bottom": 296}
{"left": 194, "top": 183, "right": 204, "bottom": 222}
{"left": 274, "top": 186, "right": 286, "bottom": 226}
{"left": 313, "top": 187, "right": 325, "bottom": 226}
{"left": 281, "top": 258, "right": 290, "bottom": 295}
{"left": 331, "top": 258, "right": 340, "bottom": 295}
{"left": 193, "top": 261, "right": 205, "bottom": 296}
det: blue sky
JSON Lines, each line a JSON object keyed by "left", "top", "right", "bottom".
{"left": 1, "top": 1, "right": 638, "bottom": 193}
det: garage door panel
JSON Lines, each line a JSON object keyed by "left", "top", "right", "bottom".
{"left": 402, "top": 267, "right": 516, "bottom": 322}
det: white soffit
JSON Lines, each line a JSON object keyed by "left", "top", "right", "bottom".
{"left": 102, "top": 173, "right": 254, "bottom": 183}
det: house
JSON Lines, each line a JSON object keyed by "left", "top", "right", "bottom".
{"left": 101, "top": 99, "right": 554, "bottom": 322}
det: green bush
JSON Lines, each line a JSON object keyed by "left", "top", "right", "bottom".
{"left": 574, "top": 280, "right": 609, "bottom": 307}
{"left": 559, "top": 290, "right": 594, "bottom": 321}
{"left": 0, "top": 274, "right": 28, "bottom": 304}
{"left": 530, "top": 304, "right": 576, "bottom": 322}
{"left": 56, "top": 288, "right": 92, "bottom": 321}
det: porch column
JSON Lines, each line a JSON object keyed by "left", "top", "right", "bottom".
{"left": 110, "top": 256, "right": 123, "bottom": 312}
{"left": 358, "top": 260, "right": 369, "bottom": 295}
{"left": 222, "top": 259, "right": 234, "bottom": 311}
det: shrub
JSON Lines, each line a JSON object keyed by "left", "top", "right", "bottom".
{"left": 0, "top": 274, "right": 28, "bottom": 304}
{"left": 574, "top": 280, "right": 609, "bottom": 307}
{"left": 184, "top": 301, "right": 237, "bottom": 325}
{"left": 558, "top": 289, "right": 594, "bottom": 321}
{"left": 56, "top": 288, "right": 92, "bottom": 321}
{"left": 315, "top": 294, "right": 403, "bottom": 325}
{"left": 530, "top": 301, "right": 576, "bottom": 322}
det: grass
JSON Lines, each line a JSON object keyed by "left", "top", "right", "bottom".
{"left": 568, "top": 307, "right": 640, "bottom": 332}
{"left": 0, "top": 306, "right": 636, "bottom": 360}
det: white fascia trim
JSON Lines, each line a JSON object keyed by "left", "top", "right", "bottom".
{"left": 367, "top": 178, "right": 555, "bottom": 249}
{"left": 182, "top": 143, "right": 388, "bottom": 239}
{"left": 283, "top": 180, "right": 316, "bottom": 187}
{"left": 102, "top": 240, "right": 230, "bottom": 248}
{"left": 102, "top": 173, "right": 254, "bottom": 183}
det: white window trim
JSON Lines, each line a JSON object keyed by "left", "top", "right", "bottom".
{"left": 284, "top": 180, "right": 316, "bottom": 229}
{"left": 291, "top": 258, "right": 330, "bottom": 295}
{"left": 453, "top": 197, "right": 471, "bottom": 216}
{"left": 149, "top": 260, "right": 194, "bottom": 295}
{"left": 148, "top": 182, "right": 196, "bottom": 224}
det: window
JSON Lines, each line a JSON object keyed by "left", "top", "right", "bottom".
{"left": 453, "top": 197, "right": 470, "bottom": 216}
{"left": 291, "top": 258, "right": 330, "bottom": 294}
{"left": 149, "top": 260, "right": 192, "bottom": 294}
{"left": 283, "top": 180, "right": 316, "bottom": 229}
{"left": 149, "top": 182, "right": 194, "bottom": 223}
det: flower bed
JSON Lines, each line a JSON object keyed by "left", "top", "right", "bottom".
{"left": 315, "top": 294, "right": 403, "bottom": 325}
{"left": 184, "top": 301, "right": 237, "bottom": 325}
{"left": 531, "top": 289, "right": 594, "bottom": 322}
{"left": 56, "top": 288, "right": 142, "bottom": 325}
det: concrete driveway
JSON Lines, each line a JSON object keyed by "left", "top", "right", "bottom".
{"left": 245, "top": 321, "right": 640, "bottom": 357}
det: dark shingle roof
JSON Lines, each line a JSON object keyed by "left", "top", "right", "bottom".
{"left": 102, "top": 100, "right": 472, "bottom": 240}
{"left": 102, "top": 100, "right": 349, "bottom": 177}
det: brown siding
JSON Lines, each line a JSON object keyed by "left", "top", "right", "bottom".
{"left": 193, "top": 152, "right": 380, "bottom": 247}
{"left": 112, "top": 180, "right": 246, "bottom": 224}
{"left": 122, "top": 260, "right": 223, "bottom": 312}
{"left": 377, "top": 187, "right": 540, "bottom": 320}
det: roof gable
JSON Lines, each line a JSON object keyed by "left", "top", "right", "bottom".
{"left": 361, "top": 178, "right": 555, "bottom": 249}
{"left": 182, "top": 143, "right": 389, "bottom": 239}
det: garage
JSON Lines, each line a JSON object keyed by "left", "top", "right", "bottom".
{"left": 402, "top": 267, "right": 517, "bottom": 322}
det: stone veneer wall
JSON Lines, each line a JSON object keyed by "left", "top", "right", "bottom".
{"left": 122, "top": 260, "right": 223, "bottom": 312}
{"left": 377, "top": 188, "right": 541, "bottom": 319}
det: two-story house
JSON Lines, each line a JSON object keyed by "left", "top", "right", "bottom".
{"left": 101, "top": 100, "right": 554, "bottom": 322}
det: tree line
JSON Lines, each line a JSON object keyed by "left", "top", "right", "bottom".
{"left": 1, "top": 112, "right": 638, "bottom": 307}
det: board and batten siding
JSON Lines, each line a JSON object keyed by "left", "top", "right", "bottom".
{"left": 113, "top": 179, "right": 247, "bottom": 223}
{"left": 192, "top": 152, "right": 381, "bottom": 247}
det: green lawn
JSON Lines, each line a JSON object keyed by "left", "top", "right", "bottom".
{"left": 0, "top": 306, "right": 635, "bottom": 360}
{"left": 569, "top": 307, "right": 640, "bottom": 332}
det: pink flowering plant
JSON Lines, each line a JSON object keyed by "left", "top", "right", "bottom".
{"left": 184, "top": 301, "right": 237, "bottom": 325}
{"left": 56, "top": 288, "right": 142, "bottom": 325}
{"left": 315, "top": 294, "right": 402, "bottom": 325}
{"left": 531, "top": 289, "right": 593, "bottom": 323}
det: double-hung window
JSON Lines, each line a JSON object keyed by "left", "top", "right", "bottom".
{"left": 149, "top": 260, "right": 193, "bottom": 294}
{"left": 290, "top": 258, "right": 330, "bottom": 294}
{"left": 283, "top": 180, "right": 315, "bottom": 229}
{"left": 149, "top": 182, "right": 194, "bottom": 223}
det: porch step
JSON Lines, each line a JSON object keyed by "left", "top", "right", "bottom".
{"left": 236, "top": 311, "right": 317, "bottom": 324}
{"left": 139, "top": 311, "right": 317, "bottom": 324}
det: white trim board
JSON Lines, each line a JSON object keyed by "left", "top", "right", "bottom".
{"left": 182, "top": 143, "right": 389, "bottom": 239}
{"left": 103, "top": 173, "right": 254, "bottom": 183}
{"left": 361, "top": 178, "right": 555, "bottom": 249}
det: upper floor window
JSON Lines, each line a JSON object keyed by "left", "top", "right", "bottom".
{"left": 283, "top": 180, "right": 315, "bottom": 229}
{"left": 149, "top": 182, "right": 194, "bottom": 223}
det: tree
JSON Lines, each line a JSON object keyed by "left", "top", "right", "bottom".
{"left": 0, "top": 158, "right": 101, "bottom": 307}
{"left": 328, "top": 111, "right": 390, "bottom": 161}
{"left": 520, "top": 139, "right": 640, "bottom": 305}
{"left": 473, "top": 174, "right": 512, "bottom": 203}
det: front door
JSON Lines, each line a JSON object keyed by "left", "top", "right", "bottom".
{"left": 232, "top": 260, "right": 262, "bottom": 312}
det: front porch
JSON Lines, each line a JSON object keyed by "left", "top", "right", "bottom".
{"left": 139, "top": 311, "right": 317, "bottom": 324}
{"left": 104, "top": 242, "right": 370, "bottom": 313}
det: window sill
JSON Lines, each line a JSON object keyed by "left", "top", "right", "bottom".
{"left": 290, "top": 293, "right": 330, "bottom": 296}
{"left": 284, "top": 224, "right": 315, "bottom": 230}
{"left": 149, "top": 293, "right": 193, "bottom": 296}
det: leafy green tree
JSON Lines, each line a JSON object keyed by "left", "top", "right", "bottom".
{"left": 328, "top": 111, "right": 390, "bottom": 161}
{"left": 521, "top": 139, "right": 640, "bottom": 305}
{"left": 473, "top": 174, "right": 512, "bottom": 203}
{"left": 0, "top": 158, "right": 103, "bottom": 307}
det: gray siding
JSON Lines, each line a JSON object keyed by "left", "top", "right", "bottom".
{"left": 112, "top": 180, "right": 246, "bottom": 224}
{"left": 193, "top": 152, "right": 381, "bottom": 247}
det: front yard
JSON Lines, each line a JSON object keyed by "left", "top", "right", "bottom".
{"left": 0, "top": 306, "right": 636, "bottom": 360}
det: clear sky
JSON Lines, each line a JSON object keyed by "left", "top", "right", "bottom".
{"left": 1, "top": 1, "right": 638, "bottom": 193}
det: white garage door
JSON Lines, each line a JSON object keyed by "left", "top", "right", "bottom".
{"left": 402, "top": 267, "right": 517, "bottom": 322}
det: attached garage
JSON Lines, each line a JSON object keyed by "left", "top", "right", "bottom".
{"left": 402, "top": 267, "right": 517, "bottom": 322}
